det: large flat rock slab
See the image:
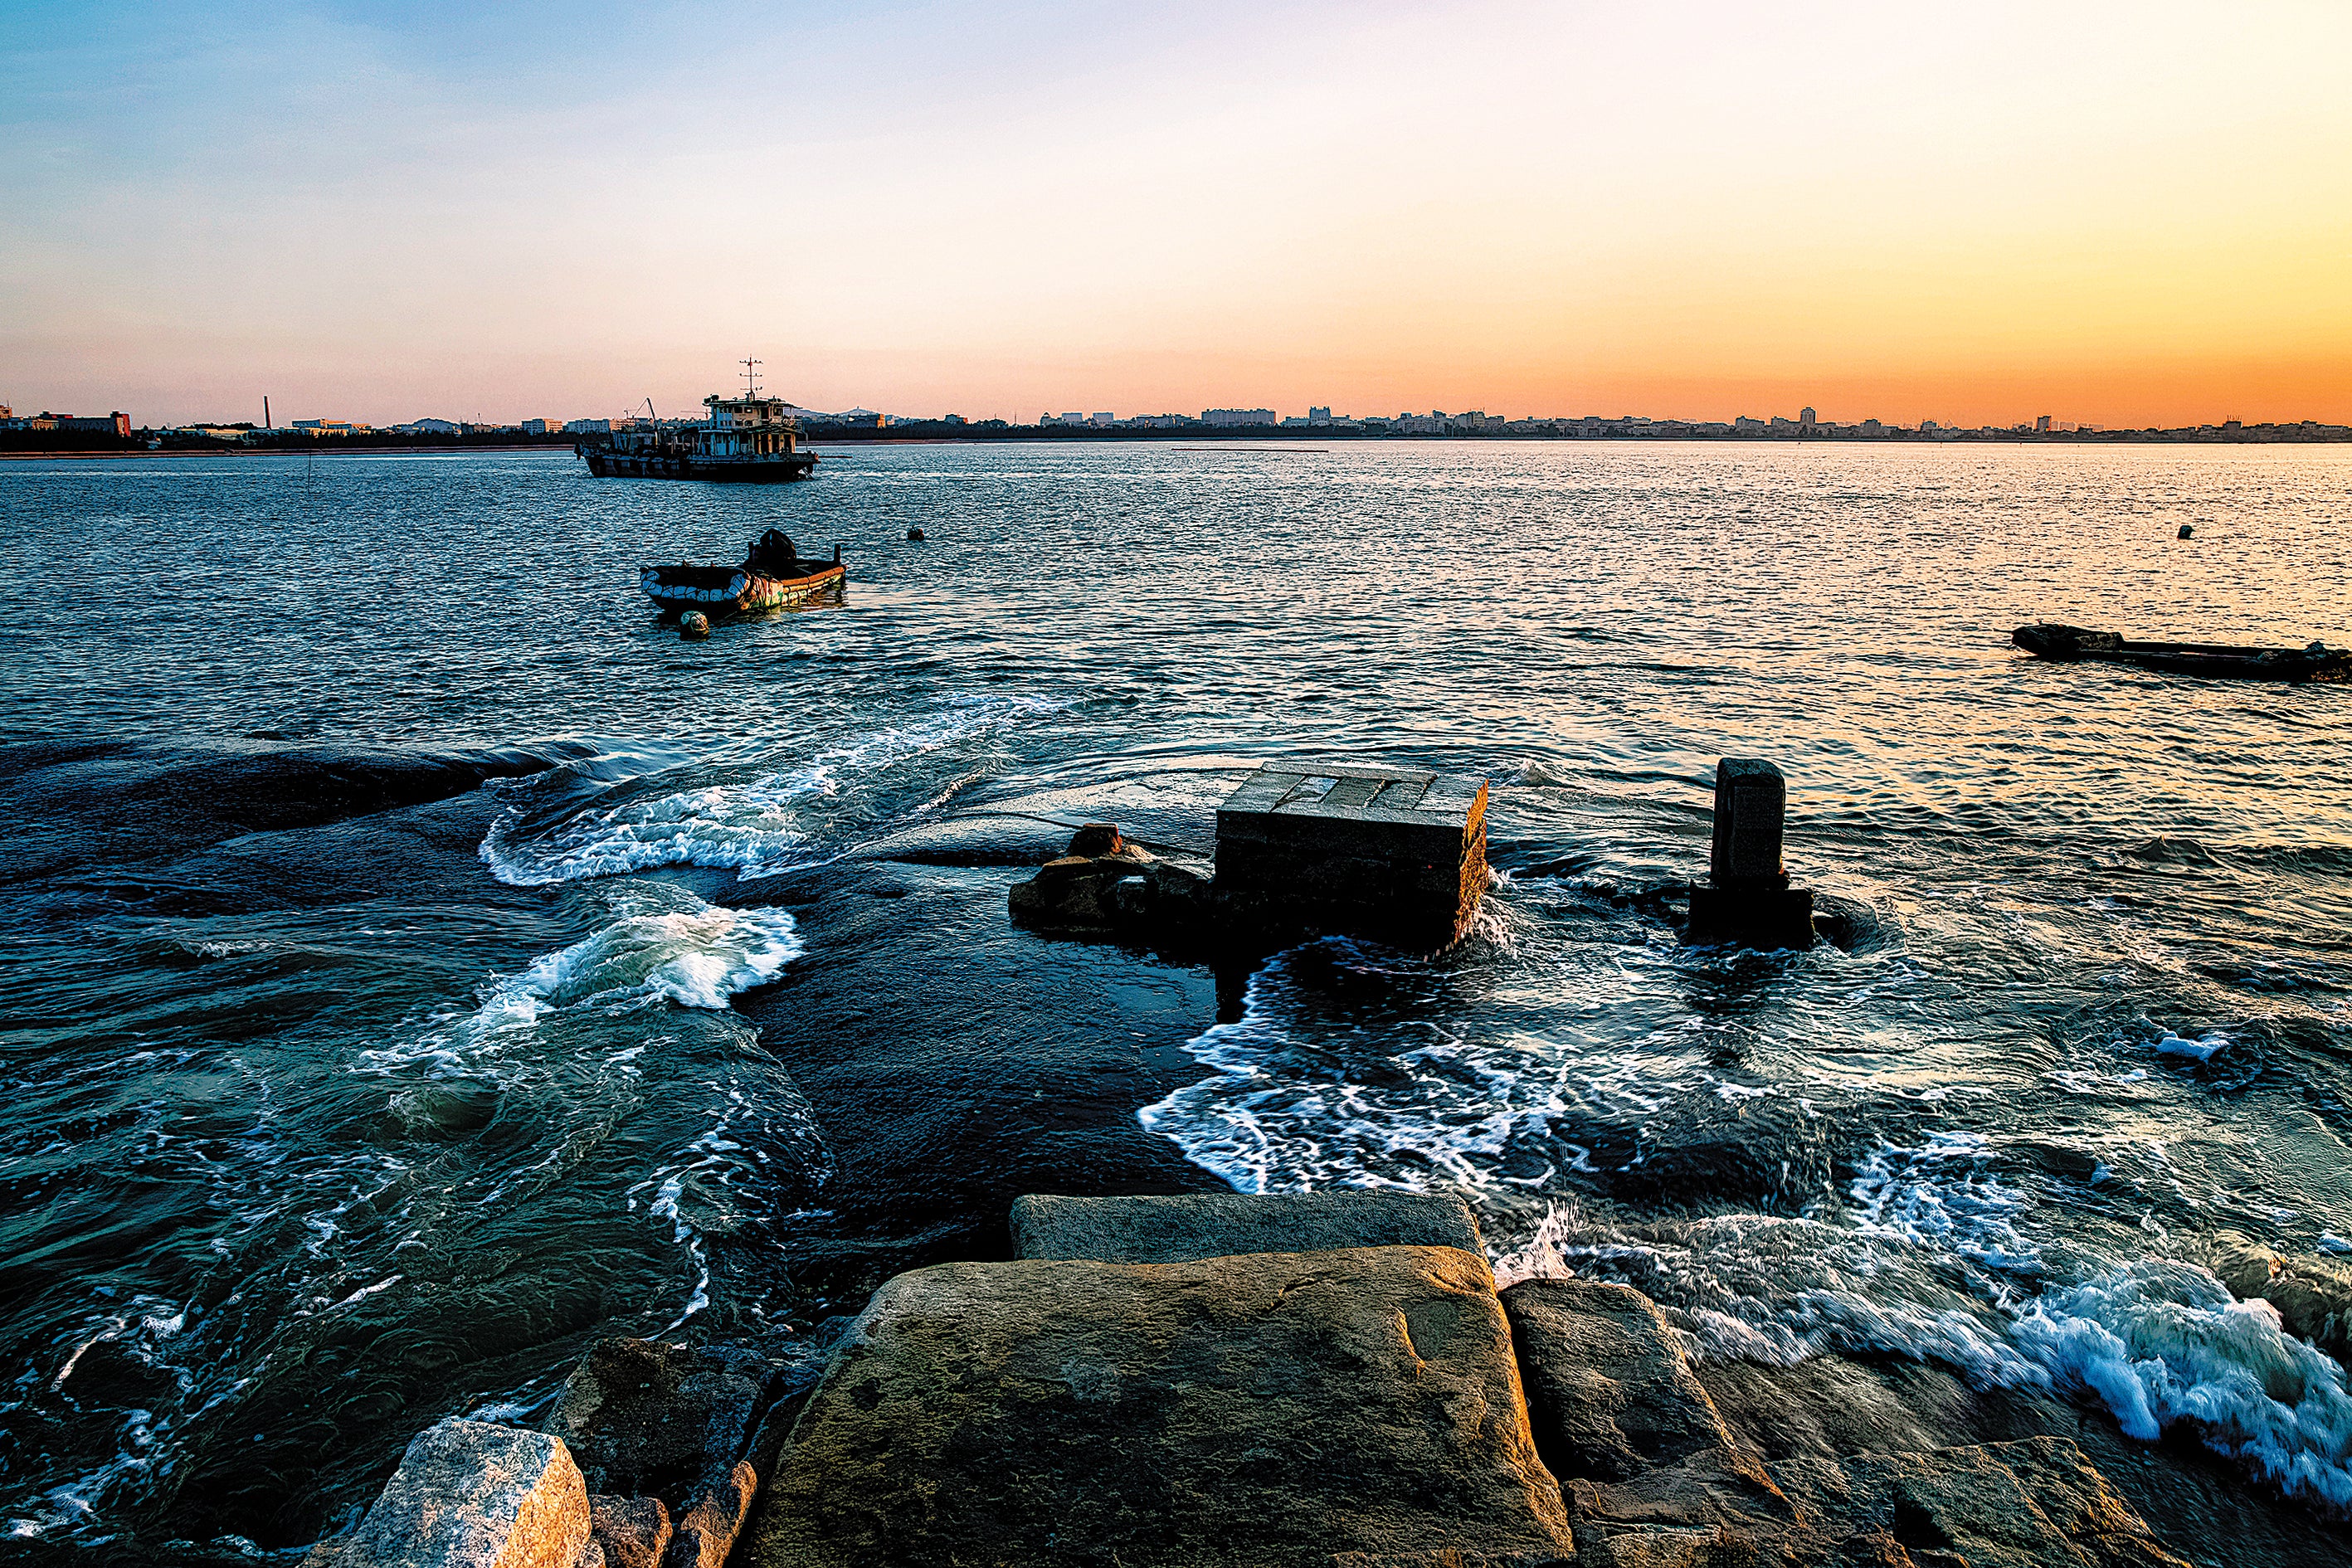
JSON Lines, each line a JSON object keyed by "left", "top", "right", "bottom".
{"left": 1010, "top": 1188, "right": 1486, "bottom": 1264}
{"left": 747, "top": 1246, "right": 1573, "bottom": 1567}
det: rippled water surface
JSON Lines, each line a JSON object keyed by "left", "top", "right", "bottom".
{"left": 2, "top": 443, "right": 2350, "bottom": 1556}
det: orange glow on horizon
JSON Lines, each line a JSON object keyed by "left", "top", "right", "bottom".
{"left": 3, "top": 2, "right": 2348, "bottom": 429}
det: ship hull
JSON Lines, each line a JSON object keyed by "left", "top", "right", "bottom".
{"left": 640, "top": 562, "right": 846, "bottom": 616}
{"left": 585, "top": 449, "right": 818, "bottom": 483}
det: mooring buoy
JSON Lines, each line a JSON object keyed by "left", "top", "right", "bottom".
{"left": 679, "top": 611, "right": 710, "bottom": 640}
{"left": 2178, "top": 523, "right": 2194, "bottom": 539}
{"left": 907, "top": 528, "right": 926, "bottom": 541}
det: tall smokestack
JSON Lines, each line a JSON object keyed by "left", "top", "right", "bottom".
{"left": 264, "top": 395, "right": 271, "bottom": 431}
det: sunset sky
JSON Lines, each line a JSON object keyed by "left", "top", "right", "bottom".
{"left": 3, "top": 1, "right": 2348, "bottom": 428}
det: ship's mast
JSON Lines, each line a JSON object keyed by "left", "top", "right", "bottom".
{"left": 741, "top": 357, "right": 763, "bottom": 399}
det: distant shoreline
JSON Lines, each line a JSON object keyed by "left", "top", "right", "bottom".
{"left": 7, "top": 432, "right": 2348, "bottom": 463}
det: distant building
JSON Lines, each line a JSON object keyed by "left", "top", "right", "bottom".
{"left": 1202, "top": 407, "right": 1277, "bottom": 426}
{"left": 6, "top": 410, "right": 133, "bottom": 436}
{"left": 1087, "top": 411, "right": 1115, "bottom": 427}
{"left": 940, "top": 414, "right": 967, "bottom": 426}
{"left": 1308, "top": 406, "right": 1332, "bottom": 425}
{"left": 291, "top": 419, "right": 368, "bottom": 435}
{"left": 1800, "top": 407, "right": 1817, "bottom": 426}
{"left": 521, "top": 418, "right": 554, "bottom": 435}
{"left": 2035, "top": 414, "right": 2052, "bottom": 432}
{"left": 560, "top": 418, "right": 607, "bottom": 435}
{"left": 1398, "top": 414, "right": 1447, "bottom": 434}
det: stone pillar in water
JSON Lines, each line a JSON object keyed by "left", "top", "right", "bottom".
{"left": 1687, "top": 757, "right": 1815, "bottom": 949}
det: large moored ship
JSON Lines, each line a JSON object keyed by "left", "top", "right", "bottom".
{"left": 578, "top": 360, "right": 820, "bottom": 483}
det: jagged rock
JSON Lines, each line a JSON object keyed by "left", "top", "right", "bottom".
{"left": 746, "top": 1246, "right": 1575, "bottom": 1567}
{"left": 587, "top": 1495, "right": 669, "bottom": 1568}
{"left": 2216, "top": 1234, "right": 2352, "bottom": 1361}
{"left": 1010, "top": 1187, "right": 1486, "bottom": 1264}
{"left": 303, "top": 1418, "right": 590, "bottom": 1568}
{"left": 545, "top": 1340, "right": 763, "bottom": 1502}
{"left": 543, "top": 1339, "right": 789, "bottom": 1568}
{"left": 1005, "top": 825, "right": 1161, "bottom": 932}
{"left": 667, "top": 1460, "right": 757, "bottom": 1568}
{"left": 1501, "top": 1278, "right": 1742, "bottom": 1482}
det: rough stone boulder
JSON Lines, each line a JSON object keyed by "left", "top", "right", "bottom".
{"left": 303, "top": 1418, "right": 590, "bottom": 1568}
{"left": 746, "top": 1246, "right": 1575, "bottom": 1567}
{"left": 1806, "top": 1439, "right": 2193, "bottom": 1568}
{"left": 1500, "top": 1278, "right": 1743, "bottom": 1483}
{"left": 545, "top": 1339, "right": 772, "bottom": 1568}
{"left": 1500, "top": 1279, "right": 2194, "bottom": 1566}
{"left": 587, "top": 1495, "right": 670, "bottom": 1568}
{"left": 1011, "top": 1187, "right": 1486, "bottom": 1264}
{"left": 1005, "top": 824, "right": 1168, "bottom": 932}
{"left": 2216, "top": 1234, "right": 2352, "bottom": 1361}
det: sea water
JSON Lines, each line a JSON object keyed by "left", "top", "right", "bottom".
{"left": 2, "top": 442, "right": 2348, "bottom": 1554}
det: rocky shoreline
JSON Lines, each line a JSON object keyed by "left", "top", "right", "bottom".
{"left": 305, "top": 1191, "right": 2348, "bottom": 1568}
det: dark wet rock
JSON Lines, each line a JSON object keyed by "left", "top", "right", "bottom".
{"left": 545, "top": 1339, "right": 762, "bottom": 1508}
{"left": 302, "top": 1417, "right": 589, "bottom": 1568}
{"left": 2215, "top": 1234, "right": 2352, "bottom": 1361}
{"left": 747, "top": 1246, "right": 1575, "bottom": 1567}
{"left": 0, "top": 737, "right": 592, "bottom": 882}
{"left": 587, "top": 1494, "right": 670, "bottom": 1568}
{"left": 1501, "top": 1277, "right": 1742, "bottom": 1482}
{"left": 1010, "top": 1187, "right": 1486, "bottom": 1264}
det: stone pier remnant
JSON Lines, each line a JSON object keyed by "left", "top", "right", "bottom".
{"left": 1007, "top": 758, "right": 1491, "bottom": 953}
{"left": 1215, "top": 760, "right": 1489, "bottom": 948}
{"left": 1685, "top": 757, "right": 1815, "bottom": 949}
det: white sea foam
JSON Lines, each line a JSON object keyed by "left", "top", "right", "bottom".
{"left": 479, "top": 695, "right": 1061, "bottom": 887}
{"left": 361, "top": 882, "right": 801, "bottom": 1077}
{"left": 2153, "top": 1030, "right": 2232, "bottom": 1062}
{"left": 2012, "top": 1261, "right": 2352, "bottom": 1507}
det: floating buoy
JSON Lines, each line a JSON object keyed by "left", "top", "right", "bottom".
{"left": 2178, "top": 523, "right": 2194, "bottom": 539}
{"left": 679, "top": 611, "right": 710, "bottom": 640}
{"left": 906, "top": 528, "right": 926, "bottom": 541}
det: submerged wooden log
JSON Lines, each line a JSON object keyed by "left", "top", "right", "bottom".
{"left": 2014, "top": 622, "right": 2347, "bottom": 683}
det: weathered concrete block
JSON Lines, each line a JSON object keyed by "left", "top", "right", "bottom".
{"left": 1215, "top": 759, "right": 1488, "bottom": 949}
{"left": 304, "top": 1418, "right": 589, "bottom": 1568}
{"left": 747, "top": 1247, "right": 1574, "bottom": 1567}
{"left": 1010, "top": 1188, "right": 1486, "bottom": 1264}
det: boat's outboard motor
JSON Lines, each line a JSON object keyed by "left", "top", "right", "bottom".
{"left": 747, "top": 528, "right": 796, "bottom": 574}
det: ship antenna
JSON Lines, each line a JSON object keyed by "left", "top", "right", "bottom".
{"left": 742, "top": 356, "right": 762, "bottom": 399}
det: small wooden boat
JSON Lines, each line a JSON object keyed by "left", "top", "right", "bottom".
{"left": 641, "top": 530, "right": 845, "bottom": 617}
{"left": 2013, "top": 623, "right": 2348, "bottom": 684}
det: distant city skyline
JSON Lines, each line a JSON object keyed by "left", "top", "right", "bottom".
{"left": 5, "top": 3, "right": 2349, "bottom": 428}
